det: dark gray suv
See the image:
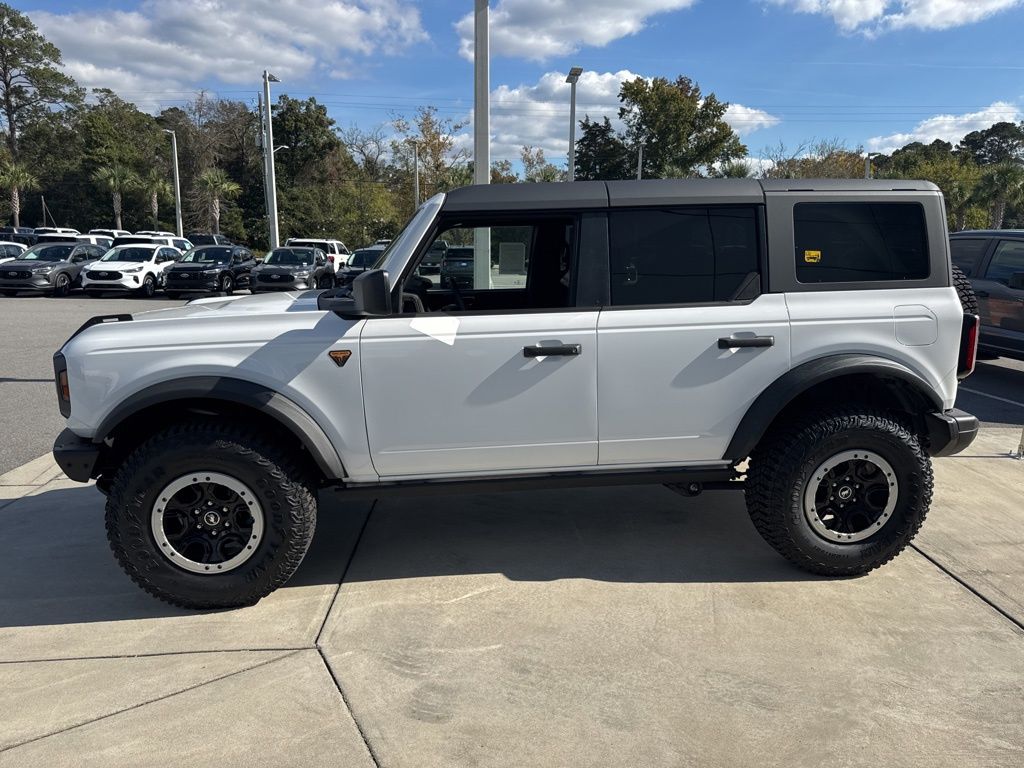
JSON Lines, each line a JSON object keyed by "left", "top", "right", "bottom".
{"left": 950, "top": 230, "right": 1024, "bottom": 361}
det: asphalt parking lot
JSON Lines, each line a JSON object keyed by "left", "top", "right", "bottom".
{"left": 1, "top": 295, "right": 1022, "bottom": 767}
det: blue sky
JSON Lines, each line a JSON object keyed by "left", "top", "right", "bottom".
{"left": 27, "top": 0, "right": 1024, "bottom": 167}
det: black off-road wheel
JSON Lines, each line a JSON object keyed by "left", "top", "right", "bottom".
{"left": 952, "top": 265, "right": 977, "bottom": 315}
{"left": 105, "top": 422, "right": 318, "bottom": 609}
{"left": 746, "top": 408, "right": 932, "bottom": 577}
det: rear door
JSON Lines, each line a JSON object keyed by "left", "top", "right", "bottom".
{"left": 596, "top": 204, "right": 791, "bottom": 465}
{"left": 976, "top": 239, "right": 1024, "bottom": 355}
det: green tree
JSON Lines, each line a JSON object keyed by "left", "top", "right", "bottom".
{"left": 0, "top": 160, "right": 36, "bottom": 226}
{"left": 619, "top": 76, "right": 746, "bottom": 178}
{"left": 520, "top": 146, "right": 564, "bottom": 183}
{"left": 574, "top": 115, "right": 632, "bottom": 181}
{"left": 761, "top": 139, "right": 864, "bottom": 179}
{"left": 715, "top": 159, "right": 754, "bottom": 178}
{"left": 957, "top": 122, "right": 1024, "bottom": 166}
{"left": 0, "top": 3, "right": 82, "bottom": 161}
{"left": 142, "top": 168, "right": 172, "bottom": 230}
{"left": 490, "top": 159, "right": 518, "bottom": 184}
{"left": 391, "top": 106, "right": 470, "bottom": 218}
{"left": 272, "top": 95, "right": 341, "bottom": 186}
{"left": 975, "top": 162, "right": 1024, "bottom": 229}
{"left": 196, "top": 168, "right": 240, "bottom": 234}
{"left": 92, "top": 163, "right": 139, "bottom": 230}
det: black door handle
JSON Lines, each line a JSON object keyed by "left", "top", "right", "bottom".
{"left": 524, "top": 344, "right": 581, "bottom": 358}
{"left": 718, "top": 335, "right": 775, "bottom": 349}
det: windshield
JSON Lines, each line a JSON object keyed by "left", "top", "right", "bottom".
{"left": 181, "top": 247, "right": 232, "bottom": 264}
{"left": 21, "top": 244, "right": 74, "bottom": 262}
{"left": 265, "top": 248, "right": 315, "bottom": 265}
{"left": 101, "top": 247, "right": 154, "bottom": 263}
{"left": 376, "top": 194, "right": 444, "bottom": 275}
{"left": 350, "top": 249, "right": 382, "bottom": 268}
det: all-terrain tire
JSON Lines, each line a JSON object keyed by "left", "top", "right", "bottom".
{"left": 745, "top": 408, "right": 932, "bottom": 577}
{"left": 105, "top": 421, "right": 318, "bottom": 609}
{"left": 952, "top": 265, "right": 977, "bottom": 315}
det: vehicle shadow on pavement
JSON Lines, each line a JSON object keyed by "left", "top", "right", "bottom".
{"left": 0, "top": 483, "right": 818, "bottom": 629}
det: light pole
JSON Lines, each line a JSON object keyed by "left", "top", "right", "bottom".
{"left": 262, "top": 70, "right": 281, "bottom": 249}
{"left": 408, "top": 140, "right": 420, "bottom": 207}
{"left": 865, "top": 152, "right": 882, "bottom": 179}
{"left": 473, "top": 0, "right": 491, "bottom": 289}
{"left": 163, "top": 129, "right": 183, "bottom": 237}
{"left": 566, "top": 67, "right": 582, "bottom": 181}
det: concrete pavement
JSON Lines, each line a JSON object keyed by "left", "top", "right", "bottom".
{"left": 1, "top": 429, "right": 1022, "bottom": 767}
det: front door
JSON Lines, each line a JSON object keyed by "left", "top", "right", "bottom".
{"left": 360, "top": 216, "right": 599, "bottom": 478}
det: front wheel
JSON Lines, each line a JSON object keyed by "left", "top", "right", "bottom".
{"left": 219, "top": 273, "right": 234, "bottom": 296}
{"left": 105, "top": 422, "right": 318, "bottom": 609}
{"left": 745, "top": 408, "right": 932, "bottom": 577}
{"left": 137, "top": 274, "right": 156, "bottom": 298}
{"left": 52, "top": 272, "right": 72, "bottom": 297}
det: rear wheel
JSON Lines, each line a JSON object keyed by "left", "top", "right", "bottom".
{"left": 746, "top": 408, "right": 931, "bottom": 576}
{"left": 105, "top": 421, "right": 318, "bottom": 609}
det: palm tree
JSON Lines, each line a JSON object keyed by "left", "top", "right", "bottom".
{"left": 142, "top": 168, "right": 172, "bottom": 230}
{"left": 975, "top": 162, "right": 1024, "bottom": 229}
{"left": 92, "top": 163, "right": 140, "bottom": 230}
{"left": 0, "top": 163, "right": 38, "bottom": 228}
{"left": 196, "top": 168, "right": 241, "bottom": 235}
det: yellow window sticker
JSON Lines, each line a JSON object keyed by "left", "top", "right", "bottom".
{"left": 804, "top": 250, "right": 822, "bottom": 264}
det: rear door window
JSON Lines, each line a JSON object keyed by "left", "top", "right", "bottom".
{"left": 794, "top": 202, "right": 929, "bottom": 284}
{"left": 950, "top": 238, "right": 989, "bottom": 277}
{"left": 986, "top": 240, "right": 1024, "bottom": 286}
{"left": 608, "top": 207, "right": 760, "bottom": 305}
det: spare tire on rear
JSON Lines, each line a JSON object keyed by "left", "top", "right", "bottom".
{"left": 952, "top": 265, "right": 978, "bottom": 315}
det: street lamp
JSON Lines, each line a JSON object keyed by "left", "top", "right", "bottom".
{"left": 162, "top": 129, "right": 183, "bottom": 237}
{"left": 262, "top": 70, "right": 282, "bottom": 249}
{"left": 273, "top": 145, "right": 290, "bottom": 154}
{"left": 566, "top": 67, "right": 583, "bottom": 181}
{"left": 865, "top": 152, "right": 882, "bottom": 179}
{"left": 473, "top": 0, "right": 491, "bottom": 290}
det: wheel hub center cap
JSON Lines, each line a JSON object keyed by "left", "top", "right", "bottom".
{"left": 202, "top": 511, "right": 221, "bottom": 527}
{"left": 837, "top": 486, "right": 854, "bottom": 501}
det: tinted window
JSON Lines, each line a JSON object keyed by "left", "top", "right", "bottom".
{"left": 182, "top": 247, "right": 232, "bottom": 263}
{"left": 265, "top": 248, "right": 316, "bottom": 265}
{"left": 101, "top": 247, "right": 154, "bottom": 263}
{"left": 21, "top": 244, "right": 74, "bottom": 262}
{"left": 949, "top": 238, "right": 988, "bottom": 277}
{"left": 794, "top": 203, "right": 929, "bottom": 284}
{"left": 986, "top": 240, "right": 1024, "bottom": 285}
{"left": 609, "top": 207, "right": 759, "bottom": 305}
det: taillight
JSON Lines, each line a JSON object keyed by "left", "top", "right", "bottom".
{"left": 958, "top": 314, "right": 979, "bottom": 379}
{"left": 53, "top": 352, "right": 71, "bottom": 417}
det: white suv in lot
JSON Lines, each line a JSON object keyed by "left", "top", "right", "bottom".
{"left": 80, "top": 243, "right": 181, "bottom": 297}
{"left": 53, "top": 179, "right": 979, "bottom": 609}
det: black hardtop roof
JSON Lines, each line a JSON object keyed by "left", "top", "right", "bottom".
{"left": 441, "top": 178, "right": 941, "bottom": 213}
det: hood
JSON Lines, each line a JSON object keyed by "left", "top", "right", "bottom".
{"left": 133, "top": 289, "right": 325, "bottom": 321}
{"left": 168, "top": 262, "right": 228, "bottom": 273}
{"left": 1, "top": 259, "right": 67, "bottom": 270}
{"left": 88, "top": 261, "right": 149, "bottom": 271}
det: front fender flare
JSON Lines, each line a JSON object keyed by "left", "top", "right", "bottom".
{"left": 94, "top": 376, "right": 346, "bottom": 480}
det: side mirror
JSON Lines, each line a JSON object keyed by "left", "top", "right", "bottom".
{"left": 1009, "top": 272, "right": 1024, "bottom": 290}
{"left": 318, "top": 269, "right": 391, "bottom": 319}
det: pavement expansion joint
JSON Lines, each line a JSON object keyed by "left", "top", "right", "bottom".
{"left": 0, "top": 650, "right": 302, "bottom": 755}
{"left": 316, "top": 647, "right": 382, "bottom": 768}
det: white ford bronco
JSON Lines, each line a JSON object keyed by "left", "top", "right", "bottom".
{"left": 53, "top": 179, "right": 980, "bottom": 609}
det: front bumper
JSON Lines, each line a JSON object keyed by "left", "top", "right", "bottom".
{"left": 82, "top": 276, "right": 144, "bottom": 291}
{"left": 252, "top": 280, "right": 311, "bottom": 291}
{"left": 924, "top": 409, "right": 979, "bottom": 457}
{"left": 0, "top": 276, "right": 52, "bottom": 291}
{"left": 53, "top": 428, "right": 100, "bottom": 483}
{"left": 165, "top": 275, "right": 219, "bottom": 292}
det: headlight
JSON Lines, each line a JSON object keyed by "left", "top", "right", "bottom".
{"left": 33, "top": 265, "right": 54, "bottom": 274}
{"left": 202, "top": 269, "right": 221, "bottom": 276}
{"left": 122, "top": 266, "right": 143, "bottom": 273}
{"left": 294, "top": 270, "right": 310, "bottom": 278}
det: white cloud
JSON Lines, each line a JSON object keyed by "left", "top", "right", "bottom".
{"left": 866, "top": 101, "right": 1022, "bottom": 153}
{"left": 32, "top": 0, "right": 427, "bottom": 110}
{"left": 455, "top": 0, "right": 698, "bottom": 61}
{"left": 457, "top": 70, "right": 779, "bottom": 165}
{"left": 766, "top": 0, "right": 1023, "bottom": 33}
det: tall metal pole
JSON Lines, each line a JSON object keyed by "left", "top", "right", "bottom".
{"left": 568, "top": 79, "right": 578, "bottom": 181}
{"left": 164, "top": 130, "right": 183, "bottom": 237}
{"left": 473, "top": 0, "right": 491, "bottom": 289}
{"left": 637, "top": 144, "right": 644, "bottom": 180}
{"left": 263, "top": 70, "right": 281, "bottom": 250}
{"left": 864, "top": 156, "right": 871, "bottom": 179}
{"left": 413, "top": 142, "right": 421, "bottom": 207}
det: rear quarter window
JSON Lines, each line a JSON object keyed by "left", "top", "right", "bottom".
{"left": 794, "top": 202, "right": 930, "bottom": 284}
